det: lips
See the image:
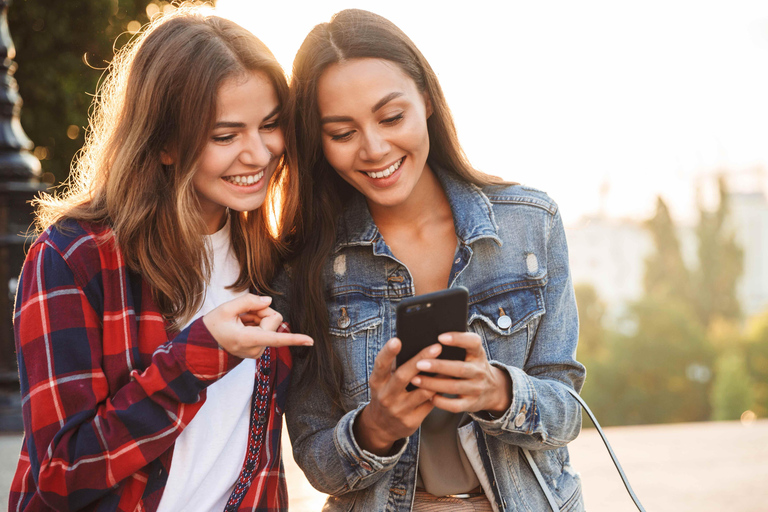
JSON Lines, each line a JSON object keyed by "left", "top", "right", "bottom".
{"left": 362, "top": 157, "right": 404, "bottom": 179}
{"left": 222, "top": 170, "right": 265, "bottom": 187}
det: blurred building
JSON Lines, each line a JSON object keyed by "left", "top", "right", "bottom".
{"left": 730, "top": 192, "right": 768, "bottom": 317}
{"left": 566, "top": 216, "right": 650, "bottom": 322}
{"left": 565, "top": 190, "right": 767, "bottom": 322}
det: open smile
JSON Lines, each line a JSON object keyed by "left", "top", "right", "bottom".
{"left": 361, "top": 157, "right": 405, "bottom": 179}
{"left": 222, "top": 170, "right": 265, "bottom": 187}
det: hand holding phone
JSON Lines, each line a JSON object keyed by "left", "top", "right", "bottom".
{"left": 395, "top": 288, "right": 468, "bottom": 382}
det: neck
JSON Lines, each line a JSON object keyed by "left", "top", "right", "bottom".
{"left": 204, "top": 209, "right": 228, "bottom": 235}
{"left": 367, "top": 164, "right": 451, "bottom": 233}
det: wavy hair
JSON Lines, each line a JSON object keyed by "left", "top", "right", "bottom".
{"left": 34, "top": 5, "right": 298, "bottom": 329}
{"left": 286, "top": 8, "right": 506, "bottom": 405}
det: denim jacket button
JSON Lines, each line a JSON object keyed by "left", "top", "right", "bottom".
{"left": 497, "top": 315, "right": 512, "bottom": 329}
{"left": 514, "top": 411, "right": 526, "bottom": 428}
{"left": 360, "top": 461, "right": 372, "bottom": 471}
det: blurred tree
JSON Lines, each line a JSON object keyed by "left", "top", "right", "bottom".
{"left": 710, "top": 350, "right": 754, "bottom": 421}
{"left": 7, "top": 1, "right": 196, "bottom": 185}
{"left": 643, "top": 197, "right": 693, "bottom": 304}
{"left": 745, "top": 312, "right": 768, "bottom": 417}
{"left": 694, "top": 176, "right": 744, "bottom": 329}
{"left": 587, "top": 299, "right": 712, "bottom": 426}
{"left": 574, "top": 283, "right": 606, "bottom": 361}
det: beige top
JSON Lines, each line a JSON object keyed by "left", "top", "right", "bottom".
{"left": 417, "top": 408, "right": 480, "bottom": 496}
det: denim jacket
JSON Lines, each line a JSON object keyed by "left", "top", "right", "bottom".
{"left": 281, "top": 170, "right": 586, "bottom": 512}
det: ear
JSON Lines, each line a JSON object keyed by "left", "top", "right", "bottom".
{"left": 423, "top": 93, "right": 433, "bottom": 119}
{"left": 160, "top": 150, "right": 174, "bottom": 166}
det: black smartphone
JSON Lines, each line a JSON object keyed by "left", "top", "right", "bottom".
{"left": 395, "top": 288, "right": 468, "bottom": 387}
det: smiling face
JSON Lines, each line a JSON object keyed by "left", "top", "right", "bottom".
{"left": 192, "top": 71, "right": 284, "bottom": 233}
{"left": 317, "top": 58, "right": 432, "bottom": 210}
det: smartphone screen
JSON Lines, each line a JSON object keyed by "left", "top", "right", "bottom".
{"left": 395, "top": 287, "right": 469, "bottom": 371}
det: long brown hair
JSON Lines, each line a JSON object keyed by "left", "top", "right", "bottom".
{"left": 34, "top": 5, "right": 299, "bottom": 329}
{"left": 286, "top": 8, "right": 505, "bottom": 405}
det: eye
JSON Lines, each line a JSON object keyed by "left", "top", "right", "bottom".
{"left": 261, "top": 119, "right": 280, "bottom": 132}
{"left": 212, "top": 134, "right": 236, "bottom": 143}
{"left": 382, "top": 113, "right": 404, "bottom": 125}
{"left": 330, "top": 130, "right": 354, "bottom": 142}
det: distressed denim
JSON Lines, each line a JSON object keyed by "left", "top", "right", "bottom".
{"left": 280, "top": 170, "right": 586, "bottom": 511}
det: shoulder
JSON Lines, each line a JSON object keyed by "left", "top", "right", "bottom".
{"left": 29, "top": 219, "right": 116, "bottom": 284}
{"left": 480, "top": 183, "right": 560, "bottom": 217}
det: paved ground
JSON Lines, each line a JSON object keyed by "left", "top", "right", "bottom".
{"left": 2, "top": 419, "right": 767, "bottom": 510}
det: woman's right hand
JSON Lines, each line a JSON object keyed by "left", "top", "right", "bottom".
{"left": 353, "top": 338, "right": 441, "bottom": 456}
{"left": 202, "top": 294, "right": 313, "bottom": 359}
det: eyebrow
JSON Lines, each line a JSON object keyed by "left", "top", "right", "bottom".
{"left": 213, "top": 105, "right": 281, "bottom": 129}
{"left": 320, "top": 92, "right": 404, "bottom": 125}
{"left": 372, "top": 92, "right": 403, "bottom": 113}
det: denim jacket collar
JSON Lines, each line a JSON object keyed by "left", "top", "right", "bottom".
{"left": 335, "top": 168, "right": 502, "bottom": 251}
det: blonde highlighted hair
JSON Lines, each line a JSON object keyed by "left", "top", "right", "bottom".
{"left": 34, "top": 5, "right": 298, "bottom": 329}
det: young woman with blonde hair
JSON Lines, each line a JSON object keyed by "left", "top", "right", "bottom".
{"left": 9, "top": 7, "right": 311, "bottom": 511}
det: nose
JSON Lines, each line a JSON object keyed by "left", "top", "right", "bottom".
{"left": 359, "top": 129, "right": 390, "bottom": 162}
{"left": 241, "top": 133, "right": 273, "bottom": 168}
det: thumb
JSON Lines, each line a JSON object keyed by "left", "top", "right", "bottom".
{"left": 222, "top": 294, "right": 273, "bottom": 317}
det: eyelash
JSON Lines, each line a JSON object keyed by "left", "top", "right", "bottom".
{"left": 211, "top": 119, "right": 280, "bottom": 142}
{"left": 329, "top": 113, "right": 405, "bottom": 142}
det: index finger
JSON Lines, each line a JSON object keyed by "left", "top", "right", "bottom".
{"left": 437, "top": 332, "right": 485, "bottom": 359}
{"left": 239, "top": 327, "right": 313, "bottom": 347}
{"left": 391, "top": 342, "right": 443, "bottom": 386}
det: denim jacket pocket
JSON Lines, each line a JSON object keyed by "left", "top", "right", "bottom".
{"left": 328, "top": 299, "right": 383, "bottom": 406}
{"left": 467, "top": 280, "right": 546, "bottom": 368}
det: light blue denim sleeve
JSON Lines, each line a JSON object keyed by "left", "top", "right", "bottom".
{"left": 469, "top": 208, "right": 586, "bottom": 449}
{"left": 285, "top": 355, "right": 409, "bottom": 495}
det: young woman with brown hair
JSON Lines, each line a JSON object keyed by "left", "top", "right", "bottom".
{"left": 279, "top": 9, "right": 586, "bottom": 512}
{"left": 9, "top": 6, "right": 311, "bottom": 512}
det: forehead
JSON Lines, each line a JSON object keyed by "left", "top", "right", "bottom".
{"left": 216, "top": 71, "right": 277, "bottom": 114}
{"left": 317, "top": 58, "right": 420, "bottom": 114}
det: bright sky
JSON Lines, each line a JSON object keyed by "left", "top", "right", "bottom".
{"left": 216, "top": 0, "right": 768, "bottom": 225}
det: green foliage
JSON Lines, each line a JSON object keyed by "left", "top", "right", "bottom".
{"left": 745, "top": 312, "right": 768, "bottom": 417}
{"left": 643, "top": 197, "right": 692, "bottom": 305}
{"left": 694, "top": 176, "right": 744, "bottom": 328}
{"left": 581, "top": 298, "right": 713, "bottom": 426}
{"left": 8, "top": 0, "right": 160, "bottom": 183}
{"left": 710, "top": 350, "right": 754, "bottom": 421}
{"left": 578, "top": 178, "right": 748, "bottom": 427}
{"left": 574, "top": 283, "right": 605, "bottom": 361}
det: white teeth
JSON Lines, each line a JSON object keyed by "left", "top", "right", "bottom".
{"left": 223, "top": 171, "right": 264, "bottom": 187}
{"left": 365, "top": 158, "right": 402, "bottom": 179}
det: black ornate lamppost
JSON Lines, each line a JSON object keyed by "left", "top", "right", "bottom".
{"left": 0, "top": 0, "right": 45, "bottom": 432}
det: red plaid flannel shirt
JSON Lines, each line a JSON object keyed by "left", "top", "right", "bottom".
{"left": 9, "top": 220, "right": 292, "bottom": 512}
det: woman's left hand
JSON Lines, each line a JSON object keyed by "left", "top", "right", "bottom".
{"left": 410, "top": 332, "right": 513, "bottom": 416}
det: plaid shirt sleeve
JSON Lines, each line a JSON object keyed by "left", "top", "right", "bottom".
{"left": 10, "top": 229, "right": 242, "bottom": 512}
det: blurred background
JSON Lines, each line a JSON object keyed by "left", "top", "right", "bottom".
{"left": 1, "top": 0, "right": 767, "bottom": 510}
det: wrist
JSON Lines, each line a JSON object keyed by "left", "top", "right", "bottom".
{"left": 354, "top": 405, "right": 397, "bottom": 456}
{"left": 486, "top": 366, "right": 513, "bottom": 416}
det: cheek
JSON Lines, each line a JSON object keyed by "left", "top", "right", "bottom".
{"left": 322, "top": 140, "right": 352, "bottom": 172}
{"left": 196, "top": 147, "right": 225, "bottom": 178}
{"left": 268, "top": 130, "right": 286, "bottom": 156}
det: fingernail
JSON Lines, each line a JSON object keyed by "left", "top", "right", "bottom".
{"left": 260, "top": 296, "right": 272, "bottom": 303}
{"left": 416, "top": 361, "right": 431, "bottom": 371}
{"left": 429, "top": 344, "right": 441, "bottom": 355}
{"left": 411, "top": 376, "right": 422, "bottom": 386}
{"left": 438, "top": 333, "right": 452, "bottom": 342}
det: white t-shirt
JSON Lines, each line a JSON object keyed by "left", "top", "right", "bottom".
{"left": 157, "top": 220, "right": 255, "bottom": 512}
